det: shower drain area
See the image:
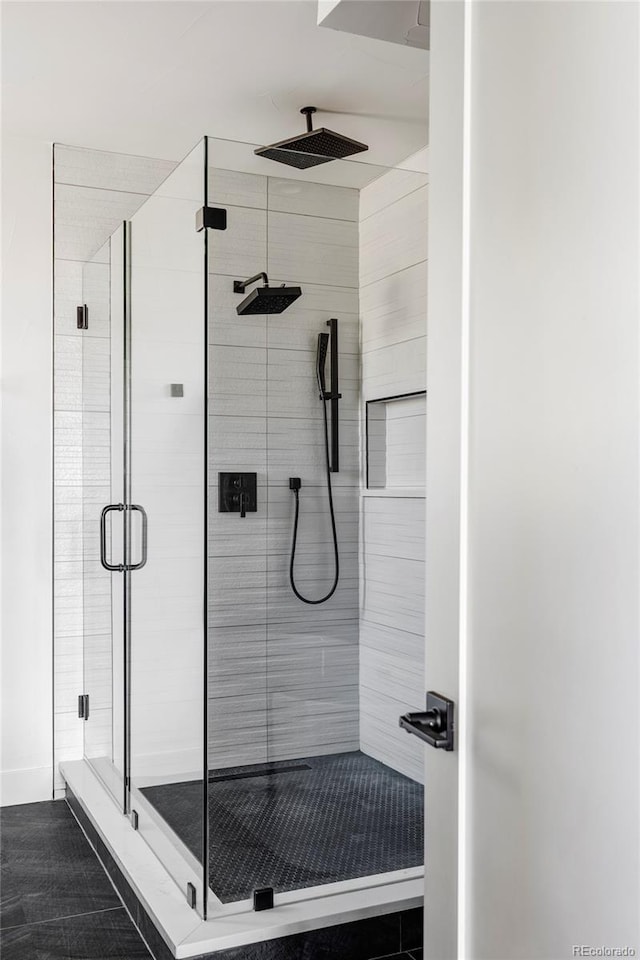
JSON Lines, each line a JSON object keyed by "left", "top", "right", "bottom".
{"left": 141, "top": 751, "right": 424, "bottom": 904}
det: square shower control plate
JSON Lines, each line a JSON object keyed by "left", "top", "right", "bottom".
{"left": 218, "top": 472, "right": 257, "bottom": 514}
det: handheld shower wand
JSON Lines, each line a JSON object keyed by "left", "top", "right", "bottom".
{"left": 288, "top": 327, "right": 340, "bottom": 605}
{"left": 316, "top": 332, "right": 329, "bottom": 397}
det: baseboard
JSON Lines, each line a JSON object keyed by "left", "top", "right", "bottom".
{"left": 0, "top": 766, "right": 53, "bottom": 806}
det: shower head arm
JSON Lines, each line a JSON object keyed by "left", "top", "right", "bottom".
{"left": 301, "top": 106, "right": 317, "bottom": 132}
{"left": 233, "top": 272, "right": 269, "bottom": 293}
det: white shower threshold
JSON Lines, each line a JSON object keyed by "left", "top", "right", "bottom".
{"left": 61, "top": 759, "right": 424, "bottom": 959}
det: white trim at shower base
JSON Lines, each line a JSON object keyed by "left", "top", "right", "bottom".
{"left": 61, "top": 759, "right": 424, "bottom": 959}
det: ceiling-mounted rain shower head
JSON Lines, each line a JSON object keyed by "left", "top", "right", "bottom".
{"left": 254, "top": 107, "right": 369, "bottom": 169}
{"left": 234, "top": 272, "right": 302, "bottom": 315}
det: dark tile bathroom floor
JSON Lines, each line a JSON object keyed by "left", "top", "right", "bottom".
{"left": 142, "top": 751, "right": 424, "bottom": 903}
{"left": 0, "top": 800, "right": 152, "bottom": 960}
{"left": 0, "top": 793, "right": 423, "bottom": 960}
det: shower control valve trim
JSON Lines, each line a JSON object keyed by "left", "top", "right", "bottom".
{"left": 399, "top": 691, "right": 455, "bottom": 751}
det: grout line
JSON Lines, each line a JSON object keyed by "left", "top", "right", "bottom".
{"left": 55, "top": 180, "right": 359, "bottom": 223}
{"left": 359, "top": 181, "right": 429, "bottom": 225}
{"left": 359, "top": 258, "right": 427, "bottom": 291}
{"left": 0, "top": 905, "right": 124, "bottom": 933}
{"left": 55, "top": 140, "right": 179, "bottom": 164}
{"left": 54, "top": 181, "right": 151, "bottom": 200}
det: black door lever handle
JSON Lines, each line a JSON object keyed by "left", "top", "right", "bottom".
{"left": 399, "top": 692, "right": 455, "bottom": 751}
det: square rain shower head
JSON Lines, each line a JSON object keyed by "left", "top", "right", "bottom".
{"left": 236, "top": 285, "right": 302, "bottom": 315}
{"left": 254, "top": 128, "right": 369, "bottom": 169}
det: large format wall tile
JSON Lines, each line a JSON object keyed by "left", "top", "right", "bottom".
{"left": 268, "top": 211, "right": 359, "bottom": 288}
{"left": 362, "top": 335, "right": 426, "bottom": 401}
{"left": 358, "top": 161, "right": 428, "bottom": 782}
{"left": 268, "top": 177, "right": 359, "bottom": 221}
{"left": 359, "top": 185, "right": 428, "bottom": 287}
{"left": 359, "top": 165, "right": 428, "bottom": 221}
{"left": 208, "top": 167, "right": 267, "bottom": 210}
{"left": 360, "top": 686, "right": 424, "bottom": 782}
{"left": 266, "top": 417, "right": 359, "bottom": 487}
{"left": 55, "top": 143, "right": 176, "bottom": 194}
{"left": 361, "top": 260, "right": 428, "bottom": 355}
{"left": 54, "top": 184, "right": 149, "bottom": 262}
{"left": 208, "top": 624, "right": 267, "bottom": 701}
{"left": 208, "top": 205, "right": 267, "bottom": 278}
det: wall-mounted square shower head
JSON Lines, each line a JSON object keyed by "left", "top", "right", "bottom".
{"left": 233, "top": 273, "right": 302, "bottom": 315}
{"left": 254, "top": 106, "right": 368, "bottom": 169}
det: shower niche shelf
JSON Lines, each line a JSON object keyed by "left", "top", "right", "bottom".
{"left": 365, "top": 391, "right": 426, "bottom": 494}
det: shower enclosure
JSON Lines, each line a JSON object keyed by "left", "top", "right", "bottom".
{"left": 75, "top": 134, "right": 428, "bottom": 929}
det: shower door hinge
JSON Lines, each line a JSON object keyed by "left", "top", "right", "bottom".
{"left": 77, "top": 694, "right": 90, "bottom": 721}
{"left": 196, "top": 206, "right": 227, "bottom": 232}
{"left": 76, "top": 305, "right": 88, "bottom": 330}
{"left": 186, "top": 883, "right": 197, "bottom": 910}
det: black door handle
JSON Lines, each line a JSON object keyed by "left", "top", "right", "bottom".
{"left": 399, "top": 691, "right": 455, "bottom": 751}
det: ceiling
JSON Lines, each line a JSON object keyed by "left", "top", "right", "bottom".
{"left": 1, "top": 0, "right": 429, "bottom": 167}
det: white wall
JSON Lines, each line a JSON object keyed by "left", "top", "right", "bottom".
{"left": 1, "top": 136, "right": 53, "bottom": 804}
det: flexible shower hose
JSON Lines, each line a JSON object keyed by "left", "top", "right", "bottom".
{"left": 289, "top": 386, "right": 340, "bottom": 605}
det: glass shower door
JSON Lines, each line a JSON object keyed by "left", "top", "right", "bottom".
{"left": 82, "top": 228, "right": 127, "bottom": 808}
{"left": 126, "top": 140, "right": 209, "bottom": 916}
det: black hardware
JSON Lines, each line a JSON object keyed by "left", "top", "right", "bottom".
{"left": 77, "top": 694, "right": 89, "bottom": 721}
{"left": 233, "top": 272, "right": 269, "bottom": 294}
{"left": 209, "top": 762, "right": 310, "bottom": 784}
{"left": 302, "top": 105, "right": 317, "bottom": 132}
{"left": 253, "top": 887, "right": 274, "bottom": 911}
{"left": 399, "top": 691, "right": 455, "bottom": 751}
{"left": 234, "top": 273, "right": 302, "bottom": 316}
{"left": 254, "top": 106, "right": 368, "bottom": 170}
{"left": 131, "top": 810, "right": 139, "bottom": 830}
{"left": 289, "top": 476, "right": 301, "bottom": 491}
{"left": 218, "top": 473, "right": 257, "bottom": 517}
{"left": 325, "top": 319, "right": 341, "bottom": 472}
{"left": 196, "top": 206, "right": 227, "bottom": 232}
{"left": 76, "top": 305, "right": 88, "bottom": 330}
{"left": 186, "top": 882, "right": 197, "bottom": 909}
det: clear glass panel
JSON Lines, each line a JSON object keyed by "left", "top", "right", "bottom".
{"left": 202, "top": 136, "right": 427, "bottom": 907}
{"left": 127, "top": 139, "right": 208, "bottom": 915}
{"left": 82, "top": 229, "right": 126, "bottom": 808}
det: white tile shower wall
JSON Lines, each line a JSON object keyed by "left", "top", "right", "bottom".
{"left": 207, "top": 170, "right": 360, "bottom": 769}
{"left": 53, "top": 145, "right": 176, "bottom": 791}
{"left": 358, "top": 156, "right": 428, "bottom": 782}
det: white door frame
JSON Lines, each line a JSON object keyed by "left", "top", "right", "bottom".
{"left": 424, "top": 2, "right": 640, "bottom": 957}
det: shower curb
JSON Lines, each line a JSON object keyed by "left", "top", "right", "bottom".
{"left": 61, "top": 760, "right": 423, "bottom": 959}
